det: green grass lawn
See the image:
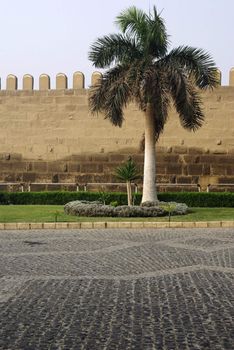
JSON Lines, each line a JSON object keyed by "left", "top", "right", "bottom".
{"left": 0, "top": 205, "right": 233, "bottom": 222}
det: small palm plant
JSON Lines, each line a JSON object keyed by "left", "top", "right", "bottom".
{"left": 115, "top": 158, "right": 141, "bottom": 205}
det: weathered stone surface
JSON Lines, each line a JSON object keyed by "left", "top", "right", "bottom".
{"left": 166, "top": 164, "right": 182, "bottom": 175}
{"left": 22, "top": 172, "right": 36, "bottom": 182}
{"left": 176, "top": 176, "right": 192, "bottom": 184}
{"left": 187, "top": 164, "right": 203, "bottom": 175}
{"left": 211, "top": 165, "right": 227, "bottom": 175}
{"left": 80, "top": 163, "right": 103, "bottom": 173}
{"left": 218, "top": 176, "right": 234, "bottom": 184}
{"left": 188, "top": 147, "right": 204, "bottom": 154}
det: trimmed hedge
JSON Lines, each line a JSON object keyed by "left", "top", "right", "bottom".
{"left": 0, "top": 191, "right": 234, "bottom": 207}
{"left": 0, "top": 191, "right": 130, "bottom": 206}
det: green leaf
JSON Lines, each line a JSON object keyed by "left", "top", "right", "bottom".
{"left": 115, "top": 158, "right": 141, "bottom": 181}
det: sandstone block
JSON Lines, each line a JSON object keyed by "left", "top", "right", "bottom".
{"left": 211, "top": 165, "right": 227, "bottom": 175}
{"left": 58, "top": 174, "right": 76, "bottom": 183}
{"left": 91, "top": 72, "right": 102, "bottom": 86}
{"left": 187, "top": 164, "right": 203, "bottom": 175}
{"left": 195, "top": 222, "right": 208, "bottom": 228}
{"left": 207, "top": 221, "right": 221, "bottom": 228}
{"left": 22, "top": 173, "right": 36, "bottom": 182}
{"left": 168, "top": 222, "right": 183, "bottom": 228}
{"left": 182, "top": 222, "right": 195, "bottom": 228}
{"left": 39, "top": 74, "right": 50, "bottom": 90}
{"left": 93, "top": 222, "right": 106, "bottom": 229}
{"left": 229, "top": 67, "right": 234, "bottom": 86}
{"left": 30, "top": 223, "right": 44, "bottom": 229}
{"left": 118, "top": 222, "right": 132, "bottom": 228}
{"left": 172, "top": 146, "right": 188, "bottom": 154}
{"left": 73, "top": 71, "right": 85, "bottom": 89}
{"left": 67, "top": 163, "right": 81, "bottom": 172}
{"left": 23, "top": 74, "right": 34, "bottom": 90}
{"left": 67, "top": 222, "right": 81, "bottom": 229}
{"left": 106, "top": 222, "right": 119, "bottom": 228}
{"left": 166, "top": 164, "right": 182, "bottom": 175}
{"left": 92, "top": 174, "right": 112, "bottom": 183}
{"left": 90, "top": 155, "right": 109, "bottom": 162}
{"left": 4, "top": 223, "right": 17, "bottom": 230}
{"left": 109, "top": 154, "right": 127, "bottom": 162}
{"left": 156, "top": 165, "right": 166, "bottom": 174}
{"left": 202, "top": 164, "right": 211, "bottom": 175}
{"left": 75, "top": 174, "right": 94, "bottom": 183}
{"left": 131, "top": 222, "right": 144, "bottom": 228}
{"left": 218, "top": 177, "right": 234, "bottom": 184}
{"left": 33, "top": 162, "right": 48, "bottom": 172}
{"left": 80, "top": 222, "right": 93, "bottom": 229}
{"left": 183, "top": 155, "right": 200, "bottom": 164}
{"left": 48, "top": 162, "right": 67, "bottom": 173}
{"left": 221, "top": 221, "right": 234, "bottom": 227}
{"left": 55, "top": 223, "right": 68, "bottom": 229}
{"left": 3, "top": 173, "right": 16, "bottom": 182}
{"left": 47, "top": 184, "right": 62, "bottom": 191}
{"left": 227, "top": 166, "right": 234, "bottom": 175}
{"left": 17, "top": 223, "right": 30, "bottom": 230}
{"left": 163, "top": 154, "right": 180, "bottom": 162}
{"left": 81, "top": 163, "right": 103, "bottom": 173}
{"left": 64, "top": 90, "right": 74, "bottom": 96}
{"left": 43, "top": 223, "right": 56, "bottom": 229}
{"left": 177, "top": 176, "right": 192, "bottom": 184}
{"left": 56, "top": 73, "right": 67, "bottom": 89}
{"left": 6, "top": 75, "right": 17, "bottom": 90}
{"left": 188, "top": 147, "right": 204, "bottom": 154}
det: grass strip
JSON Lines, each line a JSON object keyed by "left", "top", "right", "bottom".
{"left": 0, "top": 205, "right": 233, "bottom": 223}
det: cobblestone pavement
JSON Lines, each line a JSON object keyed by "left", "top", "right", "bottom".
{"left": 0, "top": 228, "right": 233, "bottom": 350}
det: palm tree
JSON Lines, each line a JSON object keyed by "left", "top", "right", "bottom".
{"left": 115, "top": 157, "right": 141, "bottom": 206}
{"left": 88, "top": 6, "right": 218, "bottom": 203}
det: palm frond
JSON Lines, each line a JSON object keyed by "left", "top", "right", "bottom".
{"left": 116, "top": 6, "right": 168, "bottom": 58}
{"left": 163, "top": 46, "right": 218, "bottom": 89}
{"left": 89, "top": 34, "right": 142, "bottom": 68}
{"left": 116, "top": 6, "right": 148, "bottom": 44}
{"left": 141, "top": 64, "right": 171, "bottom": 138}
{"left": 170, "top": 69, "right": 204, "bottom": 130}
{"left": 89, "top": 65, "right": 131, "bottom": 127}
{"left": 115, "top": 158, "right": 141, "bottom": 181}
{"left": 145, "top": 6, "right": 169, "bottom": 57}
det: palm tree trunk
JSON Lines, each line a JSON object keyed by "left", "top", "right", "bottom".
{"left": 142, "top": 104, "right": 158, "bottom": 203}
{"left": 126, "top": 181, "right": 132, "bottom": 206}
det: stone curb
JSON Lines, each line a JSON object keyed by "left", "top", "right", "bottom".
{"left": 0, "top": 221, "right": 234, "bottom": 230}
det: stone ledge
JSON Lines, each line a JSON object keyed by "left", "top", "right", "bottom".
{"left": 0, "top": 221, "right": 233, "bottom": 230}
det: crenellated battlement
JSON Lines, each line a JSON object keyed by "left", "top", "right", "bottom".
{"left": 1, "top": 71, "right": 103, "bottom": 91}
{"left": 0, "top": 69, "right": 234, "bottom": 91}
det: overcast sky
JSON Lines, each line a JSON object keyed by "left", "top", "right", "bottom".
{"left": 0, "top": 0, "right": 233, "bottom": 88}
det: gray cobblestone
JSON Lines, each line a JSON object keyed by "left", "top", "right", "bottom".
{"left": 0, "top": 228, "right": 233, "bottom": 349}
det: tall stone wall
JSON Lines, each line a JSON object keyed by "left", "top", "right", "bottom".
{"left": 0, "top": 70, "right": 234, "bottom": 192}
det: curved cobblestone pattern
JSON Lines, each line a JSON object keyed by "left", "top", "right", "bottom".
{"left": 0, "top": 228, "right": 233, "bottom": 349}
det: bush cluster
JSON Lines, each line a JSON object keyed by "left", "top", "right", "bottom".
{"left": 64, "top": 200, "right": 188, "bottom": 217}
{"left": 0, "top": 191, "right": 233, "bottom": 207}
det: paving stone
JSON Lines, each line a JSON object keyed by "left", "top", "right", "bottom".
{"left": 0, "top": 227, "right": 233, "bottom": 350}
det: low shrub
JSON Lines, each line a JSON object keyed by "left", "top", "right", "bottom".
{"left": 158, "top": 192, "right": 234, "bottom": 207}
{"left": 0, "top": 191, "right": 130, "bottom": 205}
{"left": 110, "top": 201, "right": 118, "bottom": 207}
{"left": 0, "top": 191, "right": 233, "bottom": 207}
{"left": 64, "top": 200, "right": 188, "bottom": 217}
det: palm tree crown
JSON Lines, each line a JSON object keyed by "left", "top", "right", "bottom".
{"left": 88, "top": 5, "right": 218, "bottom": 203}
